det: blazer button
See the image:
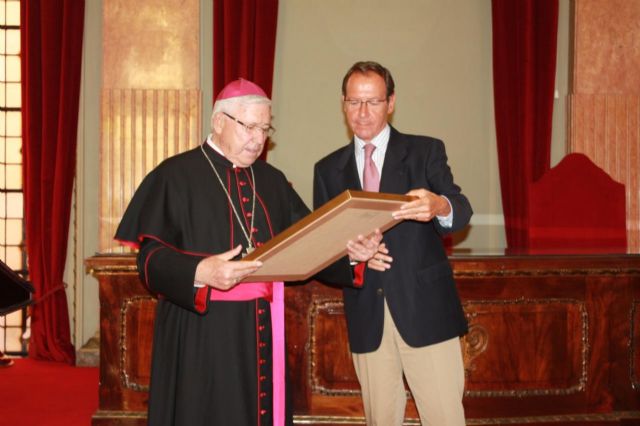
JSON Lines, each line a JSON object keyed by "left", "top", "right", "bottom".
{"left": 376, "top": 288, "right": 384, "bottom": 296}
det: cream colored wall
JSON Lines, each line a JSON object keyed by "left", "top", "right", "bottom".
{"left": 551, "top": 0, "right": 570, "bottom": 168}
{"left": 65, "top": 0, "right": 102, "bottom": 350}
{"left": 270, "top": 0, "right": 500, "bottom": 250}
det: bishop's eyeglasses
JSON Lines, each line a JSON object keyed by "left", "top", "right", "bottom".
{"left": 223, "top": 112, "right": 276, "bottom": 137}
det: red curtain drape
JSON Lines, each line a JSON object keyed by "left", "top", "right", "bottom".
{"left": 20, "top": 0, "right": 85, "bottom": 363}
{"left": 491, "top": 0, "right": 558, "bottom": 251}
{"left": 213, "top": 0, "right": 279, "bottom": 160}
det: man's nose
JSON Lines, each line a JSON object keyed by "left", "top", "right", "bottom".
{"left": 358, "top": 102, "right": 370, "bottom": 116}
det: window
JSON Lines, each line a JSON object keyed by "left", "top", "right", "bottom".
{"left": 0, "top": 0, "right": 26, "bottom": 356}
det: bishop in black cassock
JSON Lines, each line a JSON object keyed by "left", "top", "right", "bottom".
{"left": 115, "top": 79, "right": 380, "bottom": 426}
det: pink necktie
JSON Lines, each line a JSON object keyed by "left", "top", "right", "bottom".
{"left": 363, "top": 143, "right": 380, "bottom": 192}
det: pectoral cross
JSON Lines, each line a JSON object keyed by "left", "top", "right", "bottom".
{"left": 243, "top": 245, "right": 255, "bottom": 257}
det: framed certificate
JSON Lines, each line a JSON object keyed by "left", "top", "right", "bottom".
{"left": 243, "top": 190, "right": 412, "bottom": 281}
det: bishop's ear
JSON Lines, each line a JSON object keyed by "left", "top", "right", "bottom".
{"left": 212, "top": 112, "right": 226, "bottom": 134}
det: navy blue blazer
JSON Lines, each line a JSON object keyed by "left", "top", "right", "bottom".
{"left": 313, "top": 126, "right": 472, "bottom": 353}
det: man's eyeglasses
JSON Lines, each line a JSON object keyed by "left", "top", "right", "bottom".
{"left": 344, "top": 98, "right": 388, "bottom": 109}
{"left": 223, "top": 112, "right": 275, "bottom": 137}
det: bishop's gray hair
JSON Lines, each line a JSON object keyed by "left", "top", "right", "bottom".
{"left": 210, "top": 95, "right": 271, "bottom": 132}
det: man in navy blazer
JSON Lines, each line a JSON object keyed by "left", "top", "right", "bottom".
{"left": 313, "top": 61, "right": 472, "bottom": 425}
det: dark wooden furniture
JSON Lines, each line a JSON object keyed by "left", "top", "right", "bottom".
{"left": 86, "top": 254, "right": 640, "bottom": 425}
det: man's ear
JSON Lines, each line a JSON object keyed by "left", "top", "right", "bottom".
{"left": 387, "top": 93, "right": 396, "bottom": 115}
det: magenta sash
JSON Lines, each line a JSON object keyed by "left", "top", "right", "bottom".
{"left": 210, "top": 282, "right": 285, "bottom": 426}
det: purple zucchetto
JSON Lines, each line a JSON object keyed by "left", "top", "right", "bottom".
{"left": 216, "top": 78, "right": 268, "bottom": 101}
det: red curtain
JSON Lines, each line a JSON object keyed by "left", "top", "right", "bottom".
{"left": 20, "top": 0, "right": 85, "bottom": 363}
{"left": 213, "top": 0, "right": 279, "bottom": 160}
{"left": 491, "top": 0, "right": 558, "bottom": 251}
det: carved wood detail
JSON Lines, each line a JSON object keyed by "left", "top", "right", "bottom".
{"left": 630, "top": 300, "right": 640, "bottom": 390}
{"left": 120, "top": 296, "right": 155, "bottom": 391}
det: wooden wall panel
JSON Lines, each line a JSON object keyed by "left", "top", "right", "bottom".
{"left": 100, "top": 0, "right": 202, "bottom": 255}
{"left": 99, "top": 88, "right": 201, "bottom": 253}
{"left": 103, "top": 0, "right": 200, "bottom": 90}
{"left": 570, "top": 0, "right": 640, "bottom": 254}
{"left": 569, "top": 94, "right": 640, "bottom": 252}
{"left": 573, "top": 0, "right": 640, "bottom": 94}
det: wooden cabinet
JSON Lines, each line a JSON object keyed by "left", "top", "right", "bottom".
{"left": 86, "top": 254, "right": 640, "bottom": 425}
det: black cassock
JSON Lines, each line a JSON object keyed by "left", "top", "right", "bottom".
{"left": 116, "top": 142, "right": 351, "bottom": 426}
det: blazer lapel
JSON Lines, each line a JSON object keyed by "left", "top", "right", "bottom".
{"left": 380, "top": 127, "right": 409, "bottom": 194}
{"left": 335, "top": 141, "right": 361, "bottom": 190}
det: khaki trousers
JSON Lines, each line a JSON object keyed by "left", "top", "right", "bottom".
{"left": 352, "top": 301, "right": 466, "bottom": 426}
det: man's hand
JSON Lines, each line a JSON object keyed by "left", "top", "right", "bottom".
{"left": 347, "top": 229, "right": 383, "bottom": 263}
{"left": 367, "top": 242, "right": 393, "bottom": 271}
{"left": 392, "top": 188, "right": 450, "bottom": 222}
{"left": 195, "top": 245, "right": 263, "bottom": 290}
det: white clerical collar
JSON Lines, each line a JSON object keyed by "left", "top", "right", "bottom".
{"left": 206, "top": 134, "right": 238, "bottom": 168}
{"left": 354, "top": 124, "right": 391, "bottom": 151}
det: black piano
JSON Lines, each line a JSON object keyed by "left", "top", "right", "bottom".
{"left": 0, "top": 260, "right": 33, "bottom": 366}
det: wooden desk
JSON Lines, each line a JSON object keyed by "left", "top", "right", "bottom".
{"left": 86, "top": 254, "right": 640, "bottom": 425}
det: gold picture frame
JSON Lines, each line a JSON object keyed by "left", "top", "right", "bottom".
{"left": 243, "top": 190, "right": 412, "bottom": 281}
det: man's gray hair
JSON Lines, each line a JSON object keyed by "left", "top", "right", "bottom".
{"left": 210, "top": 95, "right": 271, "bottom": 132}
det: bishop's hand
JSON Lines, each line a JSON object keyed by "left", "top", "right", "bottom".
{"left": 195, "top": 245, "right": 262, "bottom": 290}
